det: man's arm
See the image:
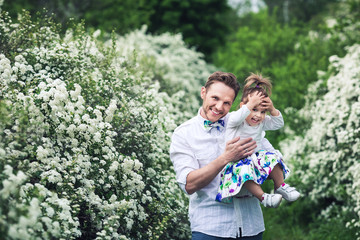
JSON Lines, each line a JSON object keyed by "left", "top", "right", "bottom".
{"left": 185, "top": 137, "right": 257, "bottom": 194}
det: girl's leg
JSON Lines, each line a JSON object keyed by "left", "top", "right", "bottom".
{"left": 269, "top": 164, "right": 285, "bottom": 190}
{"left": 271, "top": 164, "right": 301, "bottom": 201}
{"left": 243, "top": 180, "right": 264, "bottom": 201}
{"left": 244, "top": 180, "right": 282, "bottom": 208}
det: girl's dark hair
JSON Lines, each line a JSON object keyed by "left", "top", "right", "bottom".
{"left": 205, "top": 71, "right": 240, "bottom": 100}
{"left": 241, "top": 73, "right": 272, "bottom": 103}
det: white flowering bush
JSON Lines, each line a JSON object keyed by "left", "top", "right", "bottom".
{"left": 280, "top": 44, "right": 360, "bottom": 238}
{"left": 109, "top": 25, "right": 215, "bottom": 122}
{"left": 0, "top": 10, "right": 212, "bottom": 239}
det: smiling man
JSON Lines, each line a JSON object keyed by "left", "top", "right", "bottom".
{"left": 170, "top": 71, "right": 267, "bottom": 240}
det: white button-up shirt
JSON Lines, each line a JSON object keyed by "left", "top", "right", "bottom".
{"left": 170, "top": 108, "right": 268, "bottom": 238}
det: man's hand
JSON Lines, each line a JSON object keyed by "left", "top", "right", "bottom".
{"left": 223, "top": 136, "right": 257, "bottom": 164}
{"left": 185, "top": 137, "right": 256, "bottom": 195}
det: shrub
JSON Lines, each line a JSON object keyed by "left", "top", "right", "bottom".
{"left": 0, "top": 10, "right": 212, "bottom": 239}
{"left": 280, "top": 44, "right": 360, "bottom": 239}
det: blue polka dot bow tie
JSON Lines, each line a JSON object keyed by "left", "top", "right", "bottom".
{"left": 204, "top": 120, "right": 225, "bottom": 132}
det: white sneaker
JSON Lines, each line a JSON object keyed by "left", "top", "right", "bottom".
{"left": 275, "top": 183, "right": 300, "bottom": 202}
{"left": 261, "top": 193, "right": 282, "bottom": 208}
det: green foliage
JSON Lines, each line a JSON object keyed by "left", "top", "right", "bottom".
{"left": 212, "top": 8, "right": 354, "bottom": 147}
{"left": 1, "top": 0, "right": 234, "bottom": 57}
{"left": 274, "top": 44, "right": 360, "bottom": 239}
{"left": 263, "top": 198, "right": 358, "bottom": 240}
{"left": 82, "top": 0, "right": 154, "bottom": 35}
{"left": 263, "top": 0, "right": 339, "bottom": 23}
{"left": 147, "top": 0, "right": 233, "bottom": 58}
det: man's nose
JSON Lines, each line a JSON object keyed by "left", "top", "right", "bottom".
{"left": 215, "top": 101, "right": 223, "bottom": 110}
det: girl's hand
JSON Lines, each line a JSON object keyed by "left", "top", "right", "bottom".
{"left": 261, "top": 97, "right": 279, "bottom": 116}
{"left": 246, "top": 92, "right": 264, "bottom": 110}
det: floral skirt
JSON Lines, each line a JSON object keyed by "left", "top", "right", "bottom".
{"left": 215, "top": 150, "right": 290, "bottom": 203}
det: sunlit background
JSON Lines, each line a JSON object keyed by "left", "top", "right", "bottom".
{"left": 0, "top": 0, "right": 359, "bottom": 239}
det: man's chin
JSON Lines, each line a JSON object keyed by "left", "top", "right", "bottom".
{"left": 211, "top": 115, "right": 224, "bottom": 122}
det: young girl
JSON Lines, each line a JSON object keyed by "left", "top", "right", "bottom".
{"left": 216, "top": 73, "right": 300, "bottom": 208}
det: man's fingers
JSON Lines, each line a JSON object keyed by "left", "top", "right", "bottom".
{"left": 242, "top": 141, "right": 257, "bottom": 152}
{"left": 235, "top": 137, "right": 254, "bottom": 146}
{"left": 227, "top": 136, "right": 240, "bottom": 145}
{"left": 239, "top": 141, "right": 257, "bottom": 158}
{"left": 238, "top": 140, "right": 256, "bottom": 153}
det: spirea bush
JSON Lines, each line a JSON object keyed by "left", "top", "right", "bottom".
{"left": 109, "top": 25, "right": 215, "bottom": 122}
{"left": 0, "top": 10, "right": 212, "bottom": 239}
{"left": 280, "top": 44, "right": 360, "bottom": 238}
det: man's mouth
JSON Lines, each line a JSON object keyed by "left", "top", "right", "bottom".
{"left": 211, "top": 109, "right": 220, "bottom": 115}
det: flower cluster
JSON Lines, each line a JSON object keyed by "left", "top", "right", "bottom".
{"left": 0, "top": 11, "right": 211, "bottom": 239}
{"left": 280, "top": 44, "right": 360, "bottom": 238}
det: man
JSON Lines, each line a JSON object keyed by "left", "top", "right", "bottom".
{"left": 170, "top": 71, "right": 266, "bottom": 239}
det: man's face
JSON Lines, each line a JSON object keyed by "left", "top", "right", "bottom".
{"left": 200, "top": 81, "right": 235, "bottom": 122}
{"left": 245, "top": 106, "right": 266, "bottom": 126}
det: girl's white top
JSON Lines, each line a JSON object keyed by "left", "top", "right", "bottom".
{"left": 226, "top": 105, "right": 284, "bottom": 151}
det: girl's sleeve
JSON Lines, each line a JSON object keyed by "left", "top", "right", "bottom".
{"left": 227, "top": 105, "right": 251, "bottom": 128}
{"left": 261, "top": 136, "right": 284, "bottom": 159}
{"left": 262, "top": 111, "right": 284, "bottom": 131}
{"left": 260, "top": 136, "right": 275, "bottom": 151}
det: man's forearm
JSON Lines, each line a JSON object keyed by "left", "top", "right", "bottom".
{"left": 185, "top": 155, "right": 227, "bottom": 195}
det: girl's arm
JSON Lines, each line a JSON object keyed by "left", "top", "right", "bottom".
{"left": 262, "top": 96, "right": 279, "bottom": 116}
{"left": 261, "top": 97, "right": 284, "bottom": 130}
{"left": 227, "top": 105, "right": 250, "bottom": 128}
{"left": 262, "top": 112, "right": 284, "bottom": 130}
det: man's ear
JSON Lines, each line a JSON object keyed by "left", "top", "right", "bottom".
{"left": 201, "top": 86, "right": 206, "bottom": 100}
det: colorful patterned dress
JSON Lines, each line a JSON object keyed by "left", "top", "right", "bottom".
{"left": 215, "top": 150, "right": 290, "bottom": 203}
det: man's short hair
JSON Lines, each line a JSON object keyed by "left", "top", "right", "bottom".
{"left": 205, "top": 71, "right": 240, "bottom": 99}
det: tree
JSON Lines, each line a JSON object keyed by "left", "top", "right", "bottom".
{"left": 147, "top": 0, "right": 233, "bottom": 57}
{"left": 263, "top": 0, "right": 339, "bottom": 24}
{"left": 1, "top": 0, "right": 235, "bottom": 57}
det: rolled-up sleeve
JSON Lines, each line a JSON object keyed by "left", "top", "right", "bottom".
{"left": 170, "top": 130, "right": 199, "bottom": 194}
